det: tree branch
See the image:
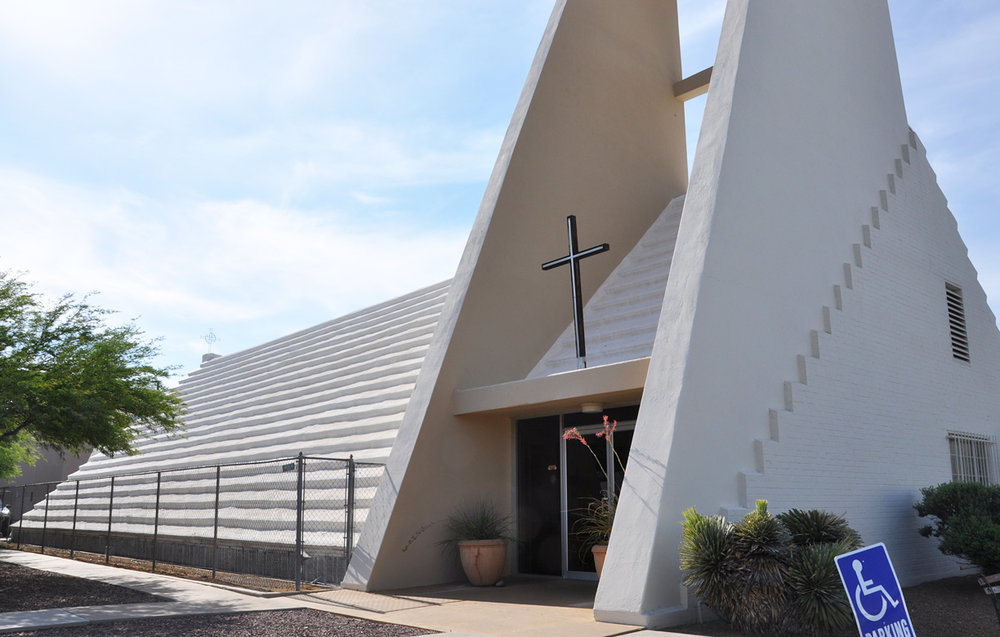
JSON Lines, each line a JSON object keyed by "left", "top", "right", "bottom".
{"left": 0, "top": 421, "right": 30, "bottom": 445}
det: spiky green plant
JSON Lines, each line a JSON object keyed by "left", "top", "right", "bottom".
{"left": 573, "top": 494, "right": 616, "bottom": 550}
{"left": 728, "top": 501, "right": 792, "bottom": 634}
{"left": 680, "top": 501, "right": 863, "bottom": 636}
{"left": 778, "top": 508, "right": 862, "bottom": 549}
{"left": 680, "top": 507, "right": 737, "bottom": 620}
{"left": 785, "top": 540, "right": 857, "bottom": 635}
{"left": 440, "top": 500, "right": 511, "bottom": 548}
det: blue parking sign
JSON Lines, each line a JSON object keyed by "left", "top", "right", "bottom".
{"left": 835, "top": 543, "right": 915, "bottom": 637}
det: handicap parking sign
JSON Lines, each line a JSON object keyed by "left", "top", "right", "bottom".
{"left": 835, "top": 543, "right": 915, "bottom": 637}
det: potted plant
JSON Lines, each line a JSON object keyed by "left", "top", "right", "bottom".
{"left": 442, "top": 500, "right": 511, "bottom": 586}
{"left": 564, "top": 415, "right": 625, "bottom": 577}
{"left": 574, "top": 495, "right": 615, "bottom": 575}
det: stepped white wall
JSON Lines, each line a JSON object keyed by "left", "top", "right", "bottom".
{"left": 18, "top": 280, "right": 450, "bottom": 550}
{"left": 743, "top": 133, "right": 1000, "bottom": 584}
{"left": 528, "top": 194, "right": 684, "bottom": 377}
{"left": 595, "top": 1, "right": 958, "bottom": 628}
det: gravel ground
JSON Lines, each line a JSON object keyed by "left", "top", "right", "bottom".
{"left": 1, "top": 609, "right": 430, "bottom": 637}
{"left": 2, "top": 558, "right": 997, "bottom": 636}
{"left": 0, "top": 561, "right": 430, "bottom": 636}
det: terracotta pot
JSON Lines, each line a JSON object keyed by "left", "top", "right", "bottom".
{"left": 592, "top": 544, "right": 608, "bottom": 577}
{"left": 457, "top": 539, "right": 507, "bottom": 586}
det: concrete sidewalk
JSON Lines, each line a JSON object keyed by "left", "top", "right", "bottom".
{"left": 0, "top": 549, "right": 688, "bottom": 636}
{"left": 0, "top": 549, "right": 309, "bottom": 634}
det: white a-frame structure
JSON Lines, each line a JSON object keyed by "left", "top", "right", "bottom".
{"left": 345, "top": 0, "right": 1000, "bottom": 628}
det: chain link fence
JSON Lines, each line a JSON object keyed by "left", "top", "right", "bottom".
{"left": 0, "top": 454, "right": 382, "bottom": 590}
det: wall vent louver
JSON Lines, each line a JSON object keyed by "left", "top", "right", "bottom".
{"left": 945, "top": 283, "right": 970, "bottom": 362}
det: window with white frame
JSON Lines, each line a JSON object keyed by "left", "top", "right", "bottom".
{"left": 948, "top": 431, "right": 998, "bottom": 485}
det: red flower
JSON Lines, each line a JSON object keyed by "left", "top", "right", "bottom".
{"left": 562, "top": 427, "right": 587, "bottom": 446}
{"left": 595, "top": 415, "right": 617, "bottom": 439}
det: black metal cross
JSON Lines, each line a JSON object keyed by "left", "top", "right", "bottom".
{"left": 541, "top": 215, "right": 609, "bottom": 369}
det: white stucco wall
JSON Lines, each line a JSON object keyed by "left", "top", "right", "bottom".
{"left": 346, "top": 0, "right": 688, "bottom": 592}
{"left": 595, "top": 0, "right": 965, "bottom": 628}
{"left": 744, "top": 133, "right": 1000, "bottom": 585}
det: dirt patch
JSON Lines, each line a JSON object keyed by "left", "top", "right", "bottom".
{"left": 0, "top": 561, "right": 164, "bottom": 612}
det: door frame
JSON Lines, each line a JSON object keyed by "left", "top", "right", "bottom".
{"left": 559, "top": 418, "right": 634, "bottom": 579}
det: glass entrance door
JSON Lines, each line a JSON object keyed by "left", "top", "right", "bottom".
{"left": 561, "top": 418, "right": 633, "bottom": 578}
{"left": 515, "top": 406, "right": 638, "bottom": 579}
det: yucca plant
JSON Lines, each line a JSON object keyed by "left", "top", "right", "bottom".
{"left": 778, "top": 508, "right": 862, "bottom": 549}
{"left": 728, "top": 501, "right": 792, "bottom": 634}
{"left": 785, "top": 539, "right": 858, "bottom": 635}
{"left": 680, "top": 507, "right": 738, "bottom": 619}
{"left": 680, "top": 501, "right": 862, "bottom": 636}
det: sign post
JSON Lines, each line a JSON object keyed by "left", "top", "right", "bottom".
{"left": 835, "top": 543, "right": 915, "bottom": 637}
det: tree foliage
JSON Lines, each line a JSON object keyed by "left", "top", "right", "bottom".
{"left": 915, "top": 481, "right": 1000, "bottom": 573}
{"left": 0, "top": 272, "right": 183, "bottom": 478}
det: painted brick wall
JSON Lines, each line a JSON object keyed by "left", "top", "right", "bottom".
{"left": 745, "top": 133, "right": 1000, "bottom": 585}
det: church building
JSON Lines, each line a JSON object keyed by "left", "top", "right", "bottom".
{"left": 20, "top": 0, "right": 1000, "bottom": 629}
{"left": 343, "top": 0, "right": 1000, "bottom": 627}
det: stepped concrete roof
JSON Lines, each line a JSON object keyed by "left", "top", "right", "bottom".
{"left": 18, "top": 281, "right": 452, "bottom": 549}
{"left": 80, "top": 280, "right": 451, "bottom": 479}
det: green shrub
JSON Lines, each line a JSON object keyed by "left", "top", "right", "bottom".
{"left": 680, "top": 508, "right": 738, "bottom": 619}
{"left": 778, "top": 508, "right": 862, "bottom": 548}
{"left": 680, "top": 500, "right": 860, "bottom": 636}
{"left": 785, "top": 540, "right": 857, "bottom": 634}
{"left": 915, "top": 481, "right": 1000, "bottom": 573}
{"left": 729, "top": 501, "right": 792, "bottom": 633}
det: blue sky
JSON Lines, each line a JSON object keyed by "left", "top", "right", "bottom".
{"left": 1, "top": 1, "right": 997, "bottom": 383}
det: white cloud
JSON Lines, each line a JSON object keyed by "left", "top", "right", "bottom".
{"left": 0, "top": 169, "right": 467, "bottom": 376}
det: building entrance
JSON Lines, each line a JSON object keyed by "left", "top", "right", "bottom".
{"left": 516, "top": 406, "right": 637, "bottom": 579}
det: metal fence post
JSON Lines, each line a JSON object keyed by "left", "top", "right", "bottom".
{"left": 295, "top": 452, "right": 304, "bottom": 592}
{"left": 152, "top": 472, "right": 162, "bottom": 571}
{"left": 16, "top": 485, "right": 26, "bottom": 549}
{"left": 346, "top": 455, "right": 356, "bottom": 565}
{"left": 40, "top": 483, "right": 51, "bottom": 554}
{"left": 211, "top": 465, "right": 220, "bottom": 581}
{"left": 70, "top": 481, "right": 80, "bottom": 558}
{"left": 105, "top": 476, "right": 115, "bottom": 564}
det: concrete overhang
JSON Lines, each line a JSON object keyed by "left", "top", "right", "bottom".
{"left": 673, "top": 66, "right": 712, "bottom": 102}
{"left": 452, "top": 358, "right": 649, "bottom": 419}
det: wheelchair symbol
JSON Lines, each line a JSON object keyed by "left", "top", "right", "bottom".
{"left": 852, "top": 559, "right": 900, "bottom": 621}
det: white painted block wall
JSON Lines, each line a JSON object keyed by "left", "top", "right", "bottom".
{"left": 745, "top": 133, "right": 1000, "bottom": 584}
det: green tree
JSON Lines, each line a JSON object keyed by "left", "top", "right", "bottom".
{"left": 915, "top": 481, "right": 1000, "bottom": 573}
{"left": 0, "top": 271, "right": 183, "bottom": 479}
